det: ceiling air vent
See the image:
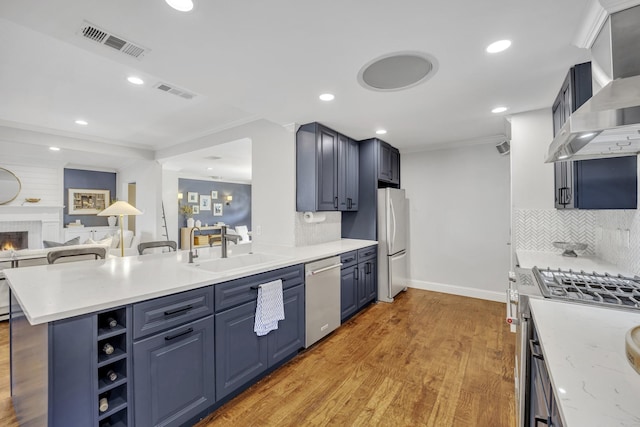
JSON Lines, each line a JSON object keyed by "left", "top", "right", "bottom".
{"left": 77, "top": 20, "right": 149, "bottom": 59}
{"left": 154, "top": 82, "right": 196, "bottom": 100}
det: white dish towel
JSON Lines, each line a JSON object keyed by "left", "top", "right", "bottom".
{"left": 254, "top": 279, "right": 285, "bottom": 336}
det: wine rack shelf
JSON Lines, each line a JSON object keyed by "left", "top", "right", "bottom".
{"left": 96, "top": 306, "right": 131, "bottom": 427}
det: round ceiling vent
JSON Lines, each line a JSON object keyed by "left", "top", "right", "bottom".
{"left": 358, "top": 51, "right": 438, "bottom": 92}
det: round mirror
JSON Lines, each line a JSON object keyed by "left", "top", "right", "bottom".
{"left": 0, "top": 167, "right": 21, "bottom": 205}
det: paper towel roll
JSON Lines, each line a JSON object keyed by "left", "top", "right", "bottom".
{"left": 303, "top": 211, "right": 326, "bottom": 223}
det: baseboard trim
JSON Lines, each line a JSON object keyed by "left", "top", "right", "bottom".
{"left": 408, "top": 279, "right": 505, "bottom": 303}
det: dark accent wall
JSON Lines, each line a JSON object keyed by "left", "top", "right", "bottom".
{"left": 64, "top": 169, "right": 117, "bottom": 227}
{"left": 178, "top": 179, "right": 251, "bottom": 243}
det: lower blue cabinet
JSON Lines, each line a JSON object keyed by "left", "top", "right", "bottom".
{"left": 215, "top": 299, "right": 269, "bottom": 401}
{"left": 215, "top": 284, "right": 305, "bottom": 401}
{"left": 340, "top": 265, "right": 358, "bottom": 321}
{"left": 133, "top": 315, "right": 215, "bottom": 427}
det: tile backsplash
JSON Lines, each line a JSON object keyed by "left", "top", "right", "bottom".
{"left": 514, "top": 208, "right": 640, "bottom": 275}
{"left": 294, "top": 211, "right": 341, "bottom": 246}
{"left": 513, "top": 209, "right": 596, "bottom": 255}
{"left": 594, "top": 210, "right": 640, "bottom": 275}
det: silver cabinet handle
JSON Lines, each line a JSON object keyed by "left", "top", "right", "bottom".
{"left": 308, "top": 263, "right": 343, "bottom": 276}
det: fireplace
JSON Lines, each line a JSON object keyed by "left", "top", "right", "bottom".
{"left": 0, "top": 231, "right": 28, "bottom": 251}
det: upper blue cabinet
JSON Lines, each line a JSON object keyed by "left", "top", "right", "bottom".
{"left": 552, "top": 62, "right": 637, "bottom": 210}
{"left": 296, "top": 122, "right": 359, "bottom": 212}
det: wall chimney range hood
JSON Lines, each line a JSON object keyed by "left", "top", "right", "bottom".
{"left": 547, "top": 4, "right": 640, "bottom": 162}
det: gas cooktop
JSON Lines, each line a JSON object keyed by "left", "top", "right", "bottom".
{"left": 532, "top": 267, "right": 640, "bottom": 310}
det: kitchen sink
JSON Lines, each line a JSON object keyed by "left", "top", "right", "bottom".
{"left": 187, "top": 252, "right": 289, "bottom": 273}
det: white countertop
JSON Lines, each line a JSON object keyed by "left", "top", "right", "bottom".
{"left": 516, "top": 250, "right": 633, "bottom": 276}
{"left": 5, "top": 239, "right": 376, "bottom": 325}
{"left": 530, "top": 298, "right": 640, "bottom": 427}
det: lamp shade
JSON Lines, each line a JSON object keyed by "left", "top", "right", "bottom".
{"left": 98, "top": 201, "right": 142, "bottom": 216}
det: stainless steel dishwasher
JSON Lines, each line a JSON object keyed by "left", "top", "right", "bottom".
{"left": 305, "top": 256, "right": 342, "bottom": 348}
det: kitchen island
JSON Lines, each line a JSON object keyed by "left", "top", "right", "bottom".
{"left": 6, "top": 239, "right": 376, "bottom": 427}
{"left": 529, "top": 298, "right": 640, "bottom": 426}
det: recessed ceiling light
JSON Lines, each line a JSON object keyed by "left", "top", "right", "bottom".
{"left": 579, "top": 132, "right": 596, "bottom": 139}
{"left": 486, "top": 40, "right": 512, "bottom": 53}
{"left": 127, "top": 76, "right": 144, "bottom": 85}
{"left": 75, "top": 119, "right": 88, "bottom": 125}
{"left": 319, "top": 93, "right": 335, "bottom": 101}
{"left": 165, "top": 0, "right": 193, "bottom": 12}
{"left": 376, "top": 129, "right": 387, "bottom": 135}
{"left": 49, "top": 146, "right": 60, "bottom": 151}
{"left": 558, "top": 154, "right": 569, "bottom": 160}
{"left": 207, "top": 167, "right": 214, "bottom": 170}
{"left": 491, "top": 107, "right": 508, "bottom": 114}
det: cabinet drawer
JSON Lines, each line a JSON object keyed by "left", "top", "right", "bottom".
{"left": 133, "top": 286, "right": 214, "bottom": 340}
{"left": 340, "top": 251, "right": 357, "bottom": 268}
{"left": 357, "top": 245, "right": 377, "bottom": 262}
{"left": 215, "top": 264, "right": 304, "bottom": 312}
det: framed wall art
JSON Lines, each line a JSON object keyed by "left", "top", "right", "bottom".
{"left": 187, "top": 192, "right": 198, "bottom": 203}
{"left": 200, "top": 195, "right": 211, "bottom": 211}
{"left": 68, "top": 189, "right": 110, "bottom": 215}
{"left": 213, "top": 203, "right": 223, "bottom": 216}
{"left": 211, "top": 190, "right": 218, "bottom": 199}
{"left": 192, "top": 205, "right": 200, "bottom": 214}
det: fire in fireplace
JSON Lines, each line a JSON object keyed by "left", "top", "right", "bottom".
{"left": 0, "top": 231, "right": 28, "bottom": 251}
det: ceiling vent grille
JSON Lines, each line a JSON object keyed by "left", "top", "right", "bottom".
{"left": 77, "top": 20, "right": 149, "bottom": 59}
{"left": 154, "top": 82, "right": 196, "bottom": 100}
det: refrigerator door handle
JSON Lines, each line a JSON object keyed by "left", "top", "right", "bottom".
{"left": 389, "top": 194, "right": 396, "bottom": 253}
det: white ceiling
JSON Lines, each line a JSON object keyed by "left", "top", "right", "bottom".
{"left": 0, "top": 0, "right": 595, "bottom": 179}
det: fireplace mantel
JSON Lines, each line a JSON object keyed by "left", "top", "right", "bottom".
{"left": 0, "top": 205, "right": 63, "bottom": 248}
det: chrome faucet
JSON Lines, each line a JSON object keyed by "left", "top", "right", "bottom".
{"left": 188, "top": 226, "right": 200, "bottom": 263}
{"left": 220, "top": 225, "right": 240, "bottom": 258}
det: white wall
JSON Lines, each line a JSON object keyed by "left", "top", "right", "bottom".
{"left": 402, "top": 143, "right": 511, "bottom": 301}
{"left": 0, "top": 161, "right": 63, "bottom": 207}
{"left": 161, "top": 169, "right": 180, "bottom": 243}
{"left": 117, "top": 160, "right": 163, "bottom": 243}
{"left": 510, "top": 109, "right": 555, "bottom": 210}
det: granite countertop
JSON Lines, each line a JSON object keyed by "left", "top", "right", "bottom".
{"left": 516, "top": 249, "right": 633, "bottom": 276}
{"left": 529, "top": 298, "right": 640, "bottom": 426}
{"left": 6, "top": 239, "right": 377, "bottom": 325}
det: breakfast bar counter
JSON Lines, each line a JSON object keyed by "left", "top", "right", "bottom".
{"left": 5, "top": 239, "right": 376, "bottom": 325}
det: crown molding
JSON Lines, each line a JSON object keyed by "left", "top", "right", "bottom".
{"left": 574, "top": 0, "right": 640, "bottom": 48}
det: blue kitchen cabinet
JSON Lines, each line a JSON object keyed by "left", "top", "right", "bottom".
{"left": 296, "top": 122, "right": 359, "bottom": 212}
{"left": 132, "top": 287, "right": 215, "bottom": 427}
{"left": 340, "top": 264, "right": 358, "bottom": 322}
{"left": 215, "top": 299, "right": 269, "bottom": 400}
{"left": 133, "top": 316, "right": 215, "bottom": 427}
{"left": 360, "top": 256, "right": 377, "bottom": 307}
{"left": 214, "top": 264, "right": 305, "bottom": 401}
{"left": 340, "top": 246, "right": 377, "bottom": 323}
{"left": 378, "top": 140, "right": 401, "bottom": 185}
{"left": 268, "top": 284, "right": 305, "bottom": 366}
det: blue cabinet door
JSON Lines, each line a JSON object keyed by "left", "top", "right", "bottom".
{"left": 267, "top": 284, "right": 305, "bottom": 366}
{"left": 215, "top": 300, "right": 268, "bottom": 400}
{"left": 576, "top": 156, "right": 637, "bottom": 209}
{"left": 133, "top": 315, "right": 215, "bottom": 427}
{"left": 340, "top": 265, "right": 358, "bottom": 322}
{"left": 317, "top": 125, "right": 339, "bottom": 210}
{"left": 361, "top": 258, "right": 377, "bottom": 304}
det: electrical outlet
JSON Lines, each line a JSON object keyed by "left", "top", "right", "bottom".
{"left": 624, "top": 229, "right": 631, "bottom": 248}
{"left": 256, "top": 225, "right": 262, "bottom": 236}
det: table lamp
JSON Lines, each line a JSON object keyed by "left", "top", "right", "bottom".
{"left": 98, "top": 201, "right": 142, "bottom": 257}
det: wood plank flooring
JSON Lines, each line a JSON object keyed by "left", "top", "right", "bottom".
{"left": 0, "top": 288, "right": 515, "bottom": 427}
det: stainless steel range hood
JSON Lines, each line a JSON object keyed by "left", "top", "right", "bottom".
{"left": 547, "top": 4, "right": 640, "bottom": 162}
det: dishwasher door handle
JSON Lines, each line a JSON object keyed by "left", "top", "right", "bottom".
{"left": 307, "top": 263, "right": 343, "bottom": 276}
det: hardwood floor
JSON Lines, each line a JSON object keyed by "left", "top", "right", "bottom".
{"left": 0, "top": 288, "right": 515, "bottom": 427}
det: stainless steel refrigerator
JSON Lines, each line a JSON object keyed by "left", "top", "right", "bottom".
{"left": 377, "top": 188, "right": 408, "bottom": 302}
